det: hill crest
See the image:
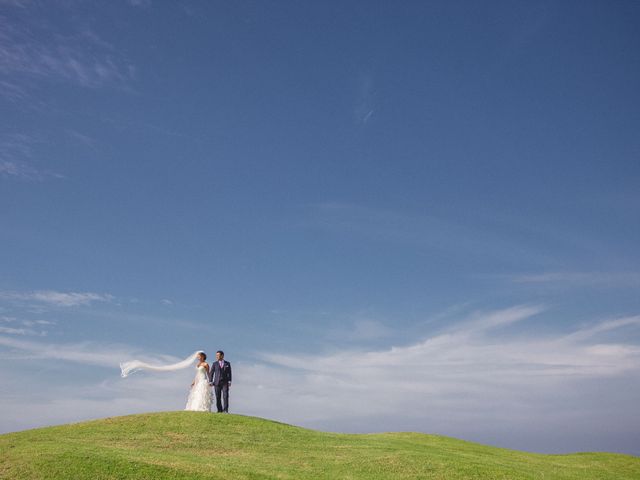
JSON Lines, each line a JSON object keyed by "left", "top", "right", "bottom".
{"left": 1, "top": 411, "right": 638, "bottom": 479}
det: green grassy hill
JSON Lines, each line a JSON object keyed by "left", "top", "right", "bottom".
{"left": 1, "top": 412, "right": 638, "bottom": 479}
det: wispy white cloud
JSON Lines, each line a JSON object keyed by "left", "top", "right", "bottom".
{"left": 234, "top": 305, "right": 640, "bottom": 453}
{"left": 0, "top": 335, "right": 144, "bottom": 367}
{"left": 449, "top": 304, "right": 544, "bottom": 332}
{"left": 0, "top": 160, "right": 30, "bottom": 177}
{"left": 0, "top": 133, "right": 36, "bottom": 178}
{"left": 260, "top": 307, "right": 640, "bottom": 381}
{"left": 0, "top": 160, "right": 62, "bottom": 181}
{"left": 561, "top": 316, "right": 640, "bottom": 343}
{"left": 0, "top": 0, "right": 32, "bottom": 7}
{"left": 22, "top": 319, "right": 54, "bottom": 326}
{"left": 0, "top": 325, "right": 44, "bottom": 336}
{"left": 347, "top": 318, "right": 391, "bottom": 340}
{"left": 64, "top": 128, "right": 97, "bottom": 149}
{"left": 0, "top": 17, "right": 134, "bottom": 90}
{"left": 0, "top": 79, "right": 30, "bottom": 102}
{"left": 510, "top": 271, "right": 640, "bottom": 289}
{"left": 0, "top": 315, "right": 52, "bottom": 336}
{"left": 0, "top": 290, "right": 114, "bottom": 307}
{"left": 128, "top": 0, "right": 151, "bottom": 7}
{"left": 0, "top": 133, "right": 64, "bottom": 180}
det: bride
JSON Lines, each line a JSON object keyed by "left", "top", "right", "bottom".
{"left": 120, "top": 350, "right": 212, "bottom": 412}
{"left": 185, "top": 352, "right": 212, "bottom": 412}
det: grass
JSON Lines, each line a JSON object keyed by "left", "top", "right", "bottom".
{"left": 1, "top": 412, "right": 638, "bottom": 479}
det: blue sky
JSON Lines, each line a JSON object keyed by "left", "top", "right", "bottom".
{"left": 1, "top": 0, "right": 639, "bottom": 455}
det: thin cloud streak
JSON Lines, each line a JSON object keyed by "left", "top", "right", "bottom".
{"left": 0, "top": 79, "right": 29, "bottom": 102}
{"left": 0, "top": 335, "right": 139, "bottom": 367}
{"left": 0, "top": 290, "right": 114, "bottom": 307}
{"left": 0, "top": 325, "right": 44, "bottom": 336}
{"left": 0, "top": 133, "right": 64, "bottom": 180}
{"left": 128, "top": 0, "right": 152, "bottom": 7}
{"left": 511, "top": 272, "right": 640, "bottom": 288}
{"left": 0, "top": 18, "right": 133, "bottom": 90}
{"left": 0, "top": 334, "right": 202, "bottom": 372}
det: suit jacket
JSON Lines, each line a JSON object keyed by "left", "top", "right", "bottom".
{"left": 209, "top": 360, "right": 232, "bottom": 385}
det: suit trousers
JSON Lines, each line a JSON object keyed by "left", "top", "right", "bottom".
{"left": 214, "top": 383, "right": 229, "bottom": 412}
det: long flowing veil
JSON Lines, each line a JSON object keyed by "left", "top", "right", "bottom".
{"left": 120, "top": 350, "right": 204, "bottom": 378}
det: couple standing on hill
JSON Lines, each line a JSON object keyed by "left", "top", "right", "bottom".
{"left": 120, "top": 349, "right": 232, "bottom": 414}
{"left": 185, "top": 350, "right": 232, "bottom": 413}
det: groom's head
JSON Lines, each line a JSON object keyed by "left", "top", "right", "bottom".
{"left": 216, "top": 350, "right": 224, "bottom": 361}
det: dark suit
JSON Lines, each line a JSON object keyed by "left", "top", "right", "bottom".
{"left": 208, "top": 360, "right": 232, "bottom": 412}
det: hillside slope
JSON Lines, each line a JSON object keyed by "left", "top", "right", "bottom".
{"left": 1, "top": 412, "right": 638, "bottom": 479}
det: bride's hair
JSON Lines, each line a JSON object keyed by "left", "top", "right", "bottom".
{"left": 198, "top": 352, "right": 207, "bottom": 361}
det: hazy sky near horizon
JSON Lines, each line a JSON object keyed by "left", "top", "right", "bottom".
{"left": 1, "top": 0, "right": 640, "bottom": 455}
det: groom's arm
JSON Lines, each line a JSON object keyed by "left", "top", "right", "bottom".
{"left": 228, "top": 362, "right": 232, "bottom": 385}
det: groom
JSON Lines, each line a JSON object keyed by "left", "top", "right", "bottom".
{"left": 209, "top": 350, "right": 232, "bottom": 413}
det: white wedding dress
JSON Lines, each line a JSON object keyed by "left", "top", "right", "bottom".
{"left": 185, "top": 365, "right": 212, "bottom": 412}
